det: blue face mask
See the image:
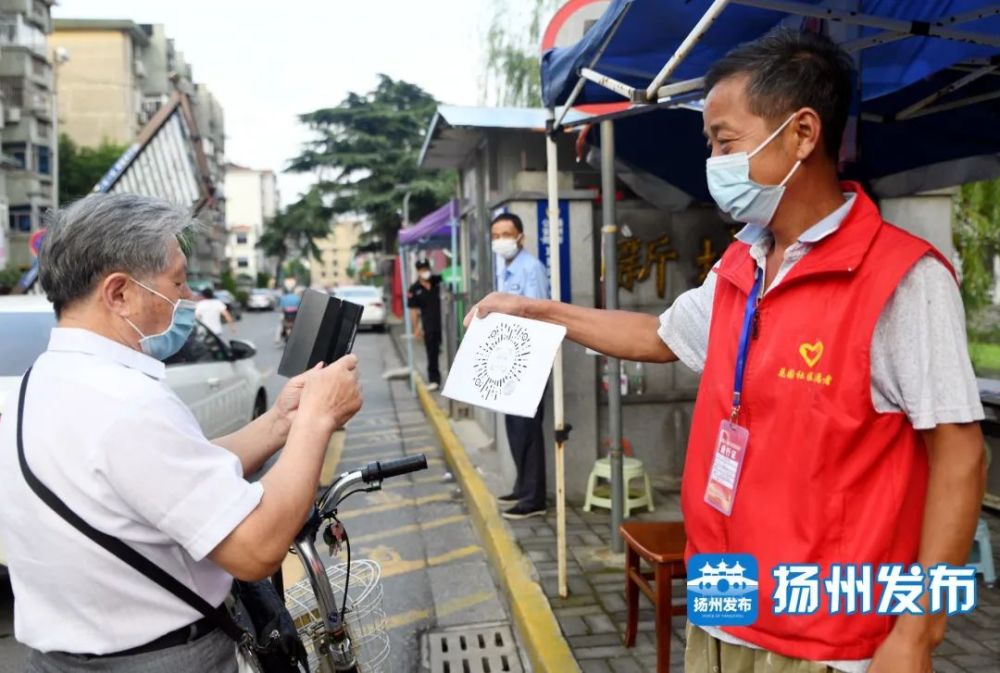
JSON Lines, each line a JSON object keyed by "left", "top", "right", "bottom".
{"left": 705, "top": 113, "right": 801, "bottom": 227}
{"left": 125, "top": 278, "right": 196, "bottom": 360}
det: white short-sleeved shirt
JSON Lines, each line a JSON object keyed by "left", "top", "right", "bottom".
{"left": 0, "top": 328, "right": 263, "bottom": 654}
{"left": 658, "top": 196, "right": 984, "bottom": 673}
{"left": 195, "top": 298, "right": 229, "bottom": 335}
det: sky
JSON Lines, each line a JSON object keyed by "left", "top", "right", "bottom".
{"left": 52, "top": 0, "right": 498, "bottom": 207}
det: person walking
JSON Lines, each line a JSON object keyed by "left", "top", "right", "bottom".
{"left": 468, "top": 30, "right": 985, "bottom": 672}
{"left": 408, "top": 259, "right": 444, "bottom": 391}
{"left": 194, "top": 287, "right": 234, "bottom": 337}
{"left": 489, "top": 212, "right": 552, "bottom": 521}
{"left": 0, "top": 194, "right": 363, "bottom": 672}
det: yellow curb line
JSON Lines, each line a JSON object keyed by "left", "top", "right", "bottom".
{"left": 416, "top": 381, "right": 581, "bottom": 673}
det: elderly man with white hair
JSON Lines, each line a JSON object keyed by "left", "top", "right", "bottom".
{"left": 0, "top": 194, "right": 363, "bottom": 672}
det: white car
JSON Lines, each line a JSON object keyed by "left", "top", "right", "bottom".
{"left": 247, "top": 288, "right": 276, "bottom": 311}
{"left": 333, "top": 285, "right": 387, "bottom": 332}
{"left": 0, "top": 294, "right": 267, "bottom": 574}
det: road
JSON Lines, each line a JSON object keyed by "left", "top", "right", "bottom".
{"left": 1, "top": 310, "right": 513, "bottom": 673}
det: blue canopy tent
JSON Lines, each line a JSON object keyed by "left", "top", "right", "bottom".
{"left": 541, "top": 0, "right": 1000, "bottom": 198}
{"left": 535, "top": 0, "right": 1000, "bottom": 574}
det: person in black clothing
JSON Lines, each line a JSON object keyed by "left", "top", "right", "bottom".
{"left": 408, "top": 259, "right": 443, "bottom": 391}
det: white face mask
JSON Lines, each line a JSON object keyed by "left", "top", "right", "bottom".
{"left": 705, "top": 112, "right": 801, "bottom": 227}
{"left": 418, "top": 270, "right": 431, "bottom": 281}
{"left": 492, "top": 238, "right": 520, "bottom": 261}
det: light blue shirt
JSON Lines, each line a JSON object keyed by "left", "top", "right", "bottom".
{"left": 495, "top": 249, "right": 550, "bottom": 299}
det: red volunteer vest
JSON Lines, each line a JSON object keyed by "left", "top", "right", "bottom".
{"left": 682, "top": 183, "right": 952, "bottom": 661}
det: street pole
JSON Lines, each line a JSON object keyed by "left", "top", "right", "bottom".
{"left": 601, "top": 120, "right": 624, "bottom": 554}
{"left": 547, "top": 110, "right": 569, "bottom": 598}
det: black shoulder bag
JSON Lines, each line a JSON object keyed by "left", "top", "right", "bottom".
{"left": 16, "top": 369, "right": 309, "bottom": 673}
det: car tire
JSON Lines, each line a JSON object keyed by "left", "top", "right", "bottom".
{"left": 252, "top": 390, "right": 267, "bottom": 419}
{"left": 375, "top": 323, "right": 386, "bottom": 333}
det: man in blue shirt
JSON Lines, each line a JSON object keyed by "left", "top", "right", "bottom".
{"left": 275, "top": 288, "right": 302, "bottom": 344}
{"left": 491, "top": 213, "right": 550, "bottom": 520}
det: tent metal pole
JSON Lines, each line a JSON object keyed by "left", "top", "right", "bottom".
{"left": 400, "top": 246, "right": 416, "bottom": 394}
{"left": 842, "top": 5, "right": 1000, "bottom": 53}
{"left": 733, "top": 0, "right": 1000, "bottom": 48}
{"left": 546, "top": 109, "right": 569, "bottom": 599}
{"left": 580, "top": 68, "right": 638, "bottom": 101}
{"left": 600, "top": 120, "right": 625, "bottom": 554}
{"left": 554, "top": 2, "right": 636, "bottom": 130}
{"left": 644, "top": 0, "right": 732, "bottom": 100}
{"left": 897, "top": 63, "right": 998, "bottom": 119}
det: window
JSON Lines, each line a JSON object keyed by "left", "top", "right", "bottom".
{"left": 236, "top": 233, "right": 248, "bottom": 245}
{"left": 4, "top": 143, "right": 27, "bottom": 170}
{"left": 0, "top": 311, "right": 56, "bottom": 375}
{"left": 237, "top": 257, "right": 249, "bottom": 268}
{"left": 9, "top": 206, "right": 31, "bottom": 231}
{"left": 35, "top": 145, "right": 49, "bottom": 175}
{"left": 165, "top": 323, "right": 230, "bottom": 365}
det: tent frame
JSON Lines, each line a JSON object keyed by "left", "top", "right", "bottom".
{"left": 551, "top": 0, "right": 1000, "bottom": 133}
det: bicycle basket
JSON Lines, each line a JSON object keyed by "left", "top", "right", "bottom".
{"left": 285, "top": 559, "right": 389, "bottom": 673}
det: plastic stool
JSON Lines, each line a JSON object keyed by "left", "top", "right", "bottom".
{"left": 583, "top": 456, "right": 654, "bottom": 518}
{"left": 969, "top": 518, "right": 996, "bottom": 588}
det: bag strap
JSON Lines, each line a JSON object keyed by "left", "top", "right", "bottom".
{"left": 16, "top": 368, "right": 245, "bottom": 644}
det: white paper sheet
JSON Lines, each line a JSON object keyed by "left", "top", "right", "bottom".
{"left": 442, "top": 312, "right": 567, "bottom": 417}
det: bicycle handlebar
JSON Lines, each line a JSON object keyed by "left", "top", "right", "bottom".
{"left": 361, "top": 455, "right": 428, "bottom": 483}
{"left": 317, "top": 453, "right": 429, "bottom": 515}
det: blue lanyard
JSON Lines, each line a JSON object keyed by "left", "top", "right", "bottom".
{"left": 731, "top": 267, "right": 764, "bottom": 422}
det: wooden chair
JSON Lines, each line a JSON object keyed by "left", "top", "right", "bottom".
{"left": 619, "top": 521, "right": 687, "bottom": 673}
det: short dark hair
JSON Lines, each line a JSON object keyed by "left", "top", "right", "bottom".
{"left": 201, "top": 287, "right": 214, "bottom": 299}
{"left": 705, "top": 28, "right": 854, "bottom": 160}
{"left": 490, "top": 212, "right": 523, "bottom": 234}
{"left": 415, "top": 259, "right": 431, "bottom": 270}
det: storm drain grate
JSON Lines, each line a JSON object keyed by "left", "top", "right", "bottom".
{"left": 425, "top": 624, "right": 524, "bottom": 673}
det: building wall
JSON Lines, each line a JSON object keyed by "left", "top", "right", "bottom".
{"left": 311, "top": 220, "right": 361, "bottom": 290}
{"left": 49, "top": 29, "right": 136, "bottom": 147}
{"left": 225, "top": 165, "right": 279, "bottom": 283}
{"left": 0, "top": 0, "right": 54, "bottom": 270}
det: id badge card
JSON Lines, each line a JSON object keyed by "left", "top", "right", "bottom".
{"left": 704, "top": 420, "right": 749, "bottom": 516}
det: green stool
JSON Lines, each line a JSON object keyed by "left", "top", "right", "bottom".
{"left": 583, "top": 456, "right": 654, "bottom": 518}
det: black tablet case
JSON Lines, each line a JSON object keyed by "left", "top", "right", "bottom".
{"left": 277, "top": 289, "right": 363, "bottom": 377}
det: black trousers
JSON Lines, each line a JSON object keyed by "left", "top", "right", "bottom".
{"left": 424, "top": 330, "right": 441, "bottom": 385}
{"left": 505, "top": 400, "right": 546, "bottom": 510}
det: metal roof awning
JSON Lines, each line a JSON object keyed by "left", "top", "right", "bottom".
{"left": 418, "top": 105, "right": 591, "bottom": 169}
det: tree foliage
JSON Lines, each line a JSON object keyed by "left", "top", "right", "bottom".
{"left": 58, "top": 134, "right": 128, "bottom": 204}
{"left": 954, "top": 178, "right": 1000, "bottom": 313}
{"left": 257, "top": 189, "right": 330, "bottom": 283}
{"left": 287, "top": 75, "right": 454, "bottom": 251}
{"left": 481, "top": 0, "right": 558, "bottom": 107}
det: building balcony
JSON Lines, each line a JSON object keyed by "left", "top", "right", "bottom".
{"left": 0, "top": 13, "right": 46, "bottom": 58}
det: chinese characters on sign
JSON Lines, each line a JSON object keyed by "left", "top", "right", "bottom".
{"left": 773, "top": 564, "right": 978, "bottom": 616}
{"left": 618, "top": 234, "right": 678, "bottom": 299}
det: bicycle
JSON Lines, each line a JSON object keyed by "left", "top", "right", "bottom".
{"left": 289, "top": 454, "right": 428, "bottom": 672}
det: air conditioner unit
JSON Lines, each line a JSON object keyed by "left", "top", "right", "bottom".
{"left": 6, "top": 107, "right": 22, "bottom": 123}
{"left": 134, "top": 60, "right": 146, "bottom": 78}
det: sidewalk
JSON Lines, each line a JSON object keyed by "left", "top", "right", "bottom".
{"left": 393, "top": 323, "right": 1000, "bottom": 673}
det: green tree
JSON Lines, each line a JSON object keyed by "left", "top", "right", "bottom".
{"left": 482, "top": 0, "right": 559, "bottom": 107}
{"left": 58, "top": 134, "right": 129, "bottom": 204}
{"left": 257, "top": 189, "right": 330, "bottom": 283}
{"left": 954, "top": 178, "right": 1000, "bottom": 312}
{"left": 287, "top": 75, "right": 454, "bottom": 252}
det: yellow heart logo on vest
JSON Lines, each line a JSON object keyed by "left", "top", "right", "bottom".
{"left": 799, "top": 341, "right": 824, "bottom": 369}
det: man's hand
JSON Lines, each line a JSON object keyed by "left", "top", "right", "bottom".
{"left": 298, "top": 355, "right": 363, "bottom": 431}
{"left": 868, "top": 627, "right": 933, "bottom": 673}
{"left": 270, "top": 363, "right": 324, "bottom": 430}
{"left": 464, "top": 292, "right": 526, "bottom": 327}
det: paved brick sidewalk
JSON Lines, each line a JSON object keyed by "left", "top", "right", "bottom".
{"left": 506, "top": 501, "right": 1000, "bottom": 673}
